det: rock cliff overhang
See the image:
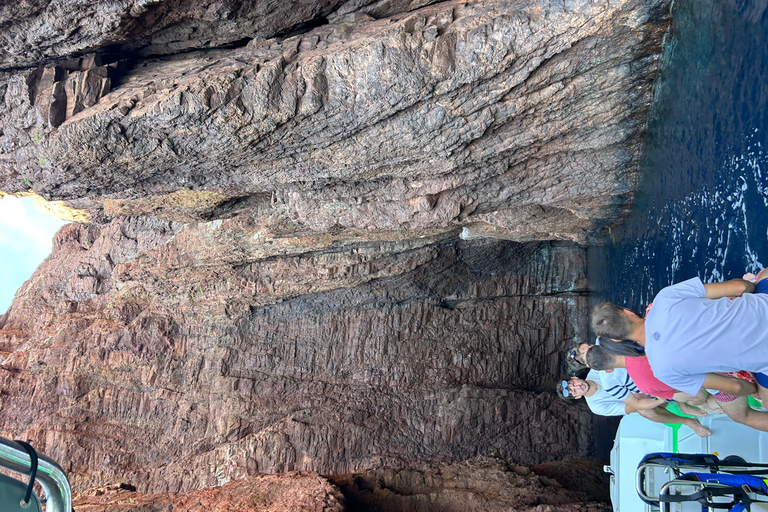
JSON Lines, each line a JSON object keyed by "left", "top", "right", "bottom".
{"left": 0, "top": 0, "right": 669, "bottom": 507}
{"left": 1, "top": 0, "right": 670, "bottom": 244}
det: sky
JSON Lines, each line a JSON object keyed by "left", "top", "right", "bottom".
{"left": 0, "top": 196, "right": 68, "bottom": 314}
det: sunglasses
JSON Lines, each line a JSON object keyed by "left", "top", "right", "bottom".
{"left": 561, "top": 380, "right": 570, "bottom": 397}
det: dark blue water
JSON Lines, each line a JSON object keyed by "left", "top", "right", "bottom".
{"left": 588, "top": 0, "right": 768, "bottom": 311}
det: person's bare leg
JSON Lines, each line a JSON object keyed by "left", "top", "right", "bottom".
{"left": 718, "top": 395, "right": 768, "bottom": 432}
{"left": 677, "top": 401, "right": 707, "bottom": 417}
{"left": 678, "top": 416, "right": 713, "bottom": 437}
{"left": 673, "top": 390, "right": 708, "bottom": 407}
{"left": 637, "top": 406, "right": 711, "bottom": 437}
{"left": 704, "top": 393, "right": 724, "bottom": 414}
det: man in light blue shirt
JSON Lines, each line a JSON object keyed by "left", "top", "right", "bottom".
{"left": 590, "top": 271, "right": 767, "bottom": 427}
{"left": 644, "top": 276, "right": 768, "bottom": 395}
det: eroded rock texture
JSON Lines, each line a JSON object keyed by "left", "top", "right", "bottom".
{"left": 69, "top": 458, "right": 610, "bottom": 512}
{"left": 72, "top": 473, "right": 346, "bottom": 512}
{"left": 0, "top": 0, "right": 671, "bottom": 508}
{"left": 0, "top": 0, "right": 350, "bottom": 68}
{"left": 0, "top": 0, "right": 668, "bottom": 243}
{"left": 333, "top": 456, "right": 611, "bottom": 512}
{"left": 0, "top": 217, "right": 591, "bottom": 493}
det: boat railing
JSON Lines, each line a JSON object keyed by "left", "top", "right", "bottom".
{"left": 0, "top": 436, "right": 72, "bottom": 512}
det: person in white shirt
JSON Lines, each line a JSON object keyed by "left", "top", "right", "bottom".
{"left": 562, "top": 369, "right": 711, "bottom": 437}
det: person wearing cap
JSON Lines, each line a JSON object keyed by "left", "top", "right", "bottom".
{"left": 567, "top": 339, "right": 718, "bottom": 416}
{"left": 561, "top": 369, "right": 711, "bottom": 437}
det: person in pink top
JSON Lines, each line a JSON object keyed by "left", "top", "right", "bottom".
{"left": 585, "top": 345, "right": 714, "bottom": 416}
{"left": 587, "top": 343, "right": 768, "bottom": 432}
{"left": 590, "top": 272, "right": 768, "bottom": 398}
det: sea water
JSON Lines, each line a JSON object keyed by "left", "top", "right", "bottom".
{"left": 588, "top": 0, "right": 768, "bottom": 311}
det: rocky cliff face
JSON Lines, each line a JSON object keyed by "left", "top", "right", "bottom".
{"left": 69, "top": 457, "right": 610, "bottom": 512}
{"left": 72, "top": 473, "right": 346, "bottom": 512}
{"left": 1, "top": 0, "right": 668, "bottom": 243}
{"left": 1, "top": 217, "right": 591, "bottom": 492}
{"left": 0, "top": 0, "right": 669, "bottom": 509}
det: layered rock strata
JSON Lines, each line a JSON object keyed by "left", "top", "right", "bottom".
{"left": 69, "top": 458, "right": 610, "bottom": 512}
{"left": 0, "top": 0, "right": 669, "bottom": 243}
{"left": 71, "top": 473, "right": 346, "bottom": 512}
{"left": 0, "top": 0, "right": 352, "bottom": 69}
{"left": 0, "top": 216, "right": 591, "bottom": 492}
{"left": 333, "top": 456, "right": 611, "bottom": 511}
{"left": 0, "top": 0, "right": 672, "bottom": 508}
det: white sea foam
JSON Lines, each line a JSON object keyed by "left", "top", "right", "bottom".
{"left": 655, "top": 162, "right": 762, "bottom": 284}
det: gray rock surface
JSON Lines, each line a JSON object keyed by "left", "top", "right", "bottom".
{"left": 0, "top": 0, "right": 351, "bottom": 69}
{"left": 0, "top": 0, "right": 669, "bottom": 243}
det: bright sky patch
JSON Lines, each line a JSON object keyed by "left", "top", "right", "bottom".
{"left": 0, "top": 196, "right": 68, "bottom": 314}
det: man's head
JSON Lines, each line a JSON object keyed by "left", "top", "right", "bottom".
{"left": 586, "top": 345, "right": 619, "bottom": 371}
{"left": 591, "top": 302, "right": 638, "bottom": 339}
{"left": 559, "top": 376, "right": 594, "bottom": 399}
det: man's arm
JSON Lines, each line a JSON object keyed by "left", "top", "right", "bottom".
{"left": 702, "top": 373, "right": 757, "bottom": 395}
{"left": 703, "top": 279, "right": 755, "bottom": 299}
{"left": 623, "top": 393, "right": 666, "bottom": 411}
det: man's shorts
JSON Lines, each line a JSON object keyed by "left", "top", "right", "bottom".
{"left": 755, "top": 371, "right": 768, "bottom": 388}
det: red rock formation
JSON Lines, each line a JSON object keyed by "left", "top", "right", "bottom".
{"left": 70, "top": 458, "right": 610, "bottom": 512}
{"left": 72, "top": 473, "right": 345, "bottom": 512}
{"left": 0, "top": 217, "right": 592, "bottom": 494}
{"left": 0, "top": 0, "right": 672, "bottom": 509}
